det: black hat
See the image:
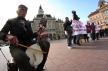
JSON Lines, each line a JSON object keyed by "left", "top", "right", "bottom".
{"left": 72, "top": 10, "right": 76, "bottom": 14}
{"left": 18, "top": 4, "right": 28, "bottom": 10}
{"left": 72, "top": 10, "right": 80, "bottom": 20}
{"left": 65, "top": 17, "right": 69, "bottom": 19}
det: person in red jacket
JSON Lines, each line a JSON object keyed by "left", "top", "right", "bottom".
{"left": 91, "top": 22, "right": 96, "bottom": 41}
{"left": 86, "top": 21, "right": 91, "bottom": 42}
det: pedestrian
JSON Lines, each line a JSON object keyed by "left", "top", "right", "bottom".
{"left": 63, "top": 17, "right": 73, "bottom": 49}
{"left": 86, "top": 21, "right": 91, "bottom": 42}
{"left": 81, "top": 24, "right": 88, "bottom": 43}
{"left": 91, "top": 22, "right": 96, "bottom": 41}
{"left": 95, "top": 23, "right": 101, "bottom": 40}
{"left": 71, "top": 10, "right": 81, "bottom": 46}
{"left": 100, "top": 28, "right": 105, "bottom": 38}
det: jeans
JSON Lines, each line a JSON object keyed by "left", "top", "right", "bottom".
{"left": 66, "top": 31, "right": 72, "bottom": 46}
{"left": 76, "top": 34, "right": 81, "bottom": 45}
{"left": 91, "top": 32, "right": 96, "bottom": 41}
{"left": 9, "top": 46, "right": 34, "bottom": 71}
{"left": 96, "top": 33, "right": 99, "bottom": 40}
{"left": 73, "top": 34, "right": 81, "bottom": 45}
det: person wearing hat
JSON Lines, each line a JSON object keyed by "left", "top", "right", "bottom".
{"left": 72, "top": 10, "right": 80, "bottom": 21}
{"left": 0, "top": 4, "right": 40, "bottom": 71}
{"left": 71, "top": 10, "right": 81, "bottom": 46}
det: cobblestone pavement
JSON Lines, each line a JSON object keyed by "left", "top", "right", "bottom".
{"left": 45, "top": 37, "right": 108, "bottom": 71}
{"left": 0, "top": 37, "right": 108, "bottom": 71}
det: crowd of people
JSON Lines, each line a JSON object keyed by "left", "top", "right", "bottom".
{"left": 63, "top": 10, "right": 105, "bottom": 49}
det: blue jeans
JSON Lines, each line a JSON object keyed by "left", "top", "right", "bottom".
{"left": 73, "top": 34, "right": 81, "bottom": 45}
{"left": 67, "top": 31, "right": 72, "bottom": 46}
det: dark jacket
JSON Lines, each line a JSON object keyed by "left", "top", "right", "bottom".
{"left": 86, "top": 25, "right": 91, "bottom": 33}
{"left": 91, "top": 24, "right": 96, "bottom": 33}
{"left": 63, "top": 21, "right": 72, "bottom": 31}
{"left": 0, "top": 17, "right": 37, "bottom": 50}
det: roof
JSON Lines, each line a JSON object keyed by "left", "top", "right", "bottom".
{"left": 39, "top": 5, "right": 42, "bottom": 9}
{"left": 36, "top": 14, "right": 52, "bottom": 18}
{"left": 88, "top": 9, "right": 99, "bottom": 17}
{"left": 37, "top": 14, "right": 44, "bottom": 18}
{"left": 46, "top": 14, "right": 52, "bottom": 18}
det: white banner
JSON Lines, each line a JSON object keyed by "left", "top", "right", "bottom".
{"left": 71, "top": 20, "right": 87, "bottom": 35}
{"left": 95, "top": 24, "right": 101, "bottom": 33}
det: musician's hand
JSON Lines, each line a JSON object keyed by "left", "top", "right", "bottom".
{"left": 39, "top": 32, "right": 48, "bottom": 39}
{"left": 40, "top": 32, "right": 48, "bottom": 36}
{"left": 6, "top": 35, "right": 19, "bottom": 45}
{"left": 64, "top": 31, "right": 67, "bottom": 35}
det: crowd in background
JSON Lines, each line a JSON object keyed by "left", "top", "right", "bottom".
{"left": 63, "top": 10, "right": 106, "bottom": 49}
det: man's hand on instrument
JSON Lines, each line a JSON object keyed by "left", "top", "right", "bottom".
{"left": 40, "top": 32, "right": 48, "bottom": 36}
{"left": 6, "top": 35, "right": 19, "bottom": 45}
{"left": 64, "top": 31, "right": 67, "bottom": 35}
{"left": 39, "top": 32, "right": 48, "bottom": 38}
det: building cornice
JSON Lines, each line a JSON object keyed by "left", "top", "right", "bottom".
{"left": 88, "top": 9, "right": 99, "bottom": 18}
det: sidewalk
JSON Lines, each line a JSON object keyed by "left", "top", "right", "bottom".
{"left": 45, "top": 37, "right": 108, "bottom": 71}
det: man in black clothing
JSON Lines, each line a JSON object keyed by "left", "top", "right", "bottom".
{"left": 0, "top": 4, "right": 41, "bottom": 71}
{"left": 63, "top": 17, "right": 73, "bottom": 48}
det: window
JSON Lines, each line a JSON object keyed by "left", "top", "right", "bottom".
{"left": 104, "top": 10, "right": 108, "bottom": 15}
{"left": 104, "top": 19, "right": 108, "bottom": 24}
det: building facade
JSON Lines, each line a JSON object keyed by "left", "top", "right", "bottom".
{"left": 31, "top": 6, "right": 65, "bottom": 40}
{"left": 88, "top": 0, "right": 108, "bottom": 30}
{"left": 99, "top": 3, "right": 108, "bottom": 28}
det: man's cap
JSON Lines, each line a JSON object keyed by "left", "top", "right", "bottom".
{"left": 72, "top": 10, "right": 80, "bottom": 20}
{"left": 65, "top": 17, "right": 69, "bottom": 19}
{"left": 18, "top": 4, "right": 28, "bottom": 10}
{"left": 72, "top": 10, "right": 76, "bottom": 14}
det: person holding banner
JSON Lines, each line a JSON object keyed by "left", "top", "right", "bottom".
{"left": 71, "top": 10, "right": 81, "bottom": 46}
{"left": 95, "top": 23, "right": 101, "bottom": 40}
{"left": 80, "top": 24, "right": 88, "bottom": 43}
